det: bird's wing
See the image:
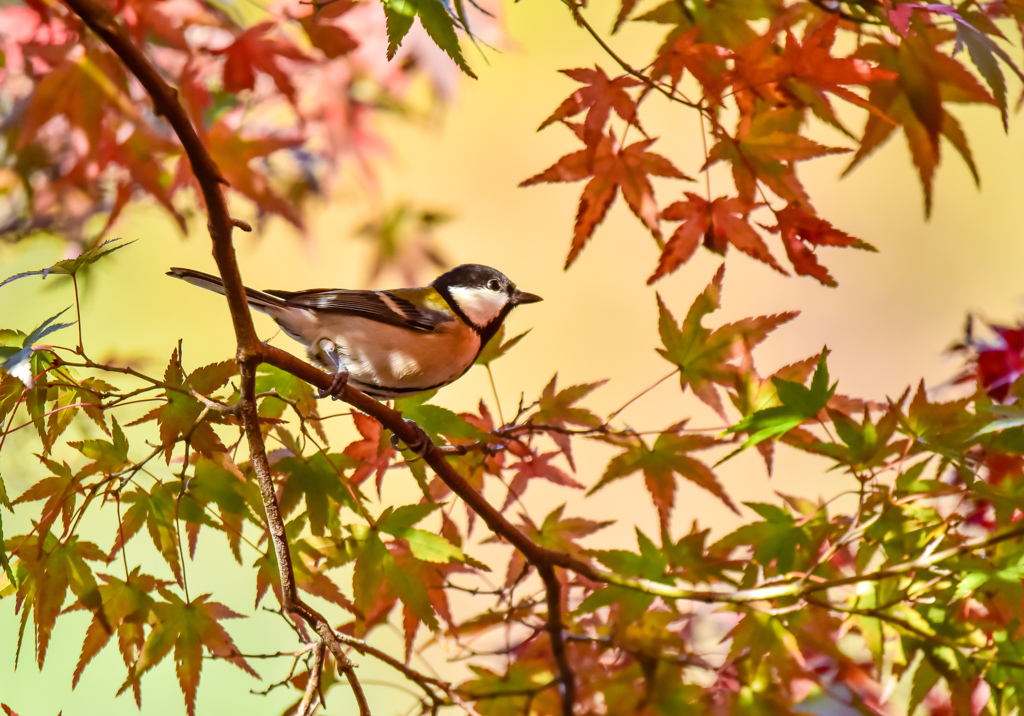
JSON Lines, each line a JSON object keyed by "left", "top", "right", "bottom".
{"left": 264, "top": 287, "right": 450, "bottom": 332}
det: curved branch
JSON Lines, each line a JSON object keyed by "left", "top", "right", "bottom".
{"left": 62, "top": 0, "right": 359, "bottom": 685}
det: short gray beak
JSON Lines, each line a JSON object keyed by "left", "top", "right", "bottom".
{"left": 513, "top": 290, "right": 543, "bottom": 306}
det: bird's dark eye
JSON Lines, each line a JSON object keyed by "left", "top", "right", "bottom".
{"left": 487, "top": 278, "right": 501, "bottom": 291}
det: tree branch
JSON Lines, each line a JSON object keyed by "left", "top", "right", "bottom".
{"left": 61, "top": 0, "right": 358, "bottom": 683}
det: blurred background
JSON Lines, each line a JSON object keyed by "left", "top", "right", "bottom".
{"left": 2, "top": 2, "right": 1024, "bottom": 713}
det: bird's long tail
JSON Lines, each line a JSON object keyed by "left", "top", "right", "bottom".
{"left": 166, "top": 267, "right": 286, "bottom": 313}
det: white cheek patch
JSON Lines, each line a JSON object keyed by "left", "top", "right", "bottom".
{"left": 447, "top": 286, "right": 509, "bottom": 328}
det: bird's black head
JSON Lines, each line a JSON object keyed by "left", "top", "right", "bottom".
{"left": 433, "top": 264, "right": 542, "bottom": 342}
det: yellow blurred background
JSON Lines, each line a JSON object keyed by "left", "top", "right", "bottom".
{"left": 3, "top": 2, "right": 1024, "bottom": 714}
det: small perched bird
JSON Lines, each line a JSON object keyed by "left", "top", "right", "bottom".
{"left": 167, "top": 264, "right": 541, "bottom": 399}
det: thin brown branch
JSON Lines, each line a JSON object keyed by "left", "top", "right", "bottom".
{"left": 298, "top": 641, "right": 326, "bottom": 716}
{"left": 61, "top": 0, "right": 357, "bottom": 682}
{"left": 538, "top": 565, "right": 575, "bottom": 716}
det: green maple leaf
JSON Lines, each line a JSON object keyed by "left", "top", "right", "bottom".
{"left": 112, "top": 483, "right": 184, "bottom": 585}
{"left": 378, "top": 504, "right": 467, "bottom": 564}
{"left": 395, "top": 393, "right": 490, "bottom": 443}
{"left": 658, "top": 266, "right": 798, "bottom": 419}
{"left": 809, "top": 405, "right": 905, "bottom": 473}
{"left": 475, "top": 325, "right": 531, "bottom": 367}
{"left": 187, "top": 457, "right": 260, "bottom": 564}
{"left": 580, "top": 529, "right": 671, "bottom": 622}
{"left": 382, "top": 0, "right": 476, "bottom": 78}
{"left": 719, "top": 349, "right": 835, "bottom": 464}
{"left": 714, "top": 502, "right": 814, "bottom": 573}
{"left": 68, "top": 418, "right": 130, "bottom": 477}
{"left": 131, "top": 351, "right": 239, "bottom": 474}
{"left": 13, "top": 457, "right": 84, "bottom": 539}
{"left": 0, "top": 238, "right": 135, "bottom": 288}
{"left": 276, "top": 451, "right": 361, "bottom": 537}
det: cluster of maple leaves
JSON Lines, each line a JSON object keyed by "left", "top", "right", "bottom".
{"left": 0, "top": 0, "right": 474, "bottom": 253}
{"left": 5, "top": 1, "right": 1024, "bottom": 716}
{"left": 524, "top": 1, "right": 1023, "bottom": 287}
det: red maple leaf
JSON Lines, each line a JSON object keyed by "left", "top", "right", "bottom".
{"left": 651, "top": 193, "right": 785, "bottom": 283}
{"left": 522, "top": 125, "right": 689, "bottom": 267}
{"left": 214, "top": 21, "right": 309, "bottom": 103}
{"left": 764, "top": 203, "right": 877, "bottom": 287}
{"left": 343, "top": 410, "right": 395, "bottom": 493}
{"left": 502, "top": 452, "right": 583, "bottom": 511}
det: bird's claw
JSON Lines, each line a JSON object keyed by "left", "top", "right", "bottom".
{"left": 316, "top": 370, "right": 349, "bottom": 401}
{"left": 390, "top": 418, "right": 431, "bottom": 458}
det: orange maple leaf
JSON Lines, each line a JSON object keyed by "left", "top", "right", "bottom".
{"left": 522, "top": 125, "right": 689, "bottom": 267}
{"left": 649, "top": 27, "right": 731, "bottom": 96}
{"left": 539, "top": 66, "right": 644, "bottom": 156}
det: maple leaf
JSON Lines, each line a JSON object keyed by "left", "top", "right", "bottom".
{"left": 809, "top": 405, "right": 906, "bottom": 475}
{"left": 205, "top": 120, "right": 305, "bottom": 229}
{"left": 70, "top": 569, "right": 165, "bottom": 707}
{"left": 298, "top": 12, "right": 358, "bottom": 60}
{"left": 343, "top": 410, "right": 396, "bottom": 493}
{"left": 845, "top": 30, "right": 995, "bottom": 215}
{"left": 530, "top": 375, "right": 606, "bottom": 469}
{"left": 778, "top": 16, "right": 898, "bottom": 124}
{"left": 706, "top": 107, "right": 849, "bottom": 209}
{"left": 183, "top": 457, "right": 260, "bottom": 565}
{"left": 657, "top": 266, "right": 798, "bottom": 419}
{"left": 649, "top": 27, "right": 731, "bottom": 94}
{"left": 97, "top": 129, "right": 185, "bottom": 233}
{"left": 109, "top": 483, "right": 185, "bottom": 585}
{"left": 12, "top": 532, "right": 106, "bottom": 669}
{"left": 119, "top": 590, "right": 257, "bottom": 716}
{"left": 582, "top": 529, "right": 671, "bottom": 622}
{"left": 215, "top": 21, "right": 309, "bottom": 103}
{"left": 521, "top": 124, "right": 690, "bottom": 267}
{"left": 901, "top": 381, "right": 985, "bottom": 459}
{"left": 381, "top": 0, "right": 476, "bottom": 78}
{"left": 762, "top": 203, "right": 877, "bottom": 287}
{"left": 475, "top": 324, "right": 531, "bottom": 368}
{"left": 13, "top": 457, "right": 84, "bottom": 539}
{"left": 386, "top": 540, "right": 470, "bottom": 655}
{"left": 255, "top": 365, "right": 325, "bottom": 442}
{"left": 720, "top": 350, "right": 836, "bottom": 464}
{"left": 538, "top": 66, "right": 644, "bottom": 165}
{"left": 254, "top": 532, "right": 356, "bottom": 612}
{"left": 275, "top": 451, "right": 361, "bottom": 537}
{"left": 502, "top": 451, "right": 584, "bottom": 511}
{"left": 504, "top": 503, "right": 610, "bottom": 593}
{"left": 68, "top": 417, "right": 130, "bottom": 477}
{"left": 715, "top": 503, "right": 814, "bottom": 573}
{"left": 0, "top": 238, "right": 136, "bottom": 289}
{"left": 592, "top": 428, "right": 737, "bottom": 525}
{"left": 16, "top": 54, "right": 107, "bottom": 152}
{"left": 652, "top": 193, "right": 785, "bottom": 283}
{"left": 395, "top": 393, "right": 490, "bottom": 445}
{"left": 130, "top": 351, "right": 239, "bottom": 475}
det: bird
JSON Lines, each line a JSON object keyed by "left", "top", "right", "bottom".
{"left": 167, "top": 264, "right": 542, "bottom": 399}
